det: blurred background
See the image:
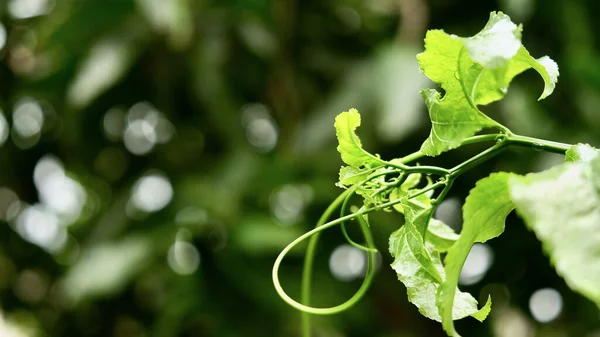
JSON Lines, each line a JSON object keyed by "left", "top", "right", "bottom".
{"left": 0, "top": 0, "right": 599, "bottom": 336}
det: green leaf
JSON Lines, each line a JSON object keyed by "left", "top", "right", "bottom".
{"left": 418, "top": 12, "right": 559, "bottom": 156}
{"left": 460, "top": 13, "right": 522, "bottom": 68}
{"left": 473, "top": 47, "right": 558, "bottom": 105}
{"left": 509, "top": 157, "right": 600, "bottom": 309}
{"left": 418, "top": 88, "right": 497, "bottom": 156}
{"left": 426, "top": 219, "right": 459, "bottom": 252}
{"left": 389, "top": 194, "right": 489, "bottom": 323}
{"left": 565, "top": 143, "right": 599, "bottom": 162}
{"left": 389, "top": 224, "right": 490, "bottom": 322}
{"left": 334, "top": 109, "right": 384, "bottom": 167}
{"left": 390, "top": 187, "right": 429, "bottom": 215}
{"left": 518, "top": 52, "right": 559, "bottom": 101}
{"left": 470, "top": 296, "right": 492, "bottom": 321}
{"left": 389, "top": 187, "right": 458, "bottom": 251}
{"left": 438, "top": 173, "right": 514, "bottom": 336}
{"left": 405, "top": 223, "right": 443, "bottom": 283}
{"left": 336, "top": 166, "right": 371, "bottom": 187}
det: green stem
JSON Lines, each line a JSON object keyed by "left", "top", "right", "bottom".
{"left": 301, "top": 189, "right": 353, "bottom": 336}
{"left": 273, "top": 186, "right": 431, "bottom": 315}
{"left": 459, "top": 134, "right": 502, "bottom": 146}
{"left": 407, "top": 180, "right": 447, "bottom": 200}
{"left": 449, "top": 140, "right": 509, "bottom": 178}
{"left": 340, "top": 192, "right": 376, "bottom": 252}
{"left": 399, "top": 151, "right": 425, "bottom": 164}
{"left": 273, "top": 213, "right": 371, "bottom": 313}
{"left": 393, "top": 134, "right": 500, "bottom": 172}
{"left": 506, "top": 134, "right": 571, "bottom": 154}
{"left": 448, "top": 133, "right": 573, "bottom": 178}
{"left": 404, "top": 165, "right": 450, "bottom": 176}
{"left": 433, "top": 178, "right": 454, "bottom": 205}
{"left": 422, "top": 178, "right": 454, "bottom": 240}
{"left": 387, "top": 160, "right": 449, "bottom": 176}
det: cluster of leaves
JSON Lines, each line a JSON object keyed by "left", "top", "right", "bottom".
{"left": 275, "top": 11, "right": 600, "bottom": 337}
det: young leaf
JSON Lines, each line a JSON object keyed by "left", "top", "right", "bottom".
{"left": 334, "top": 109, "right": 385, "bottom": 167}
{"left": 438, "top": 173, "right": 514, "bottom": 337}
{"left": 418, "top": 12, "right": 559, "bottom": 156}
{"left": 342, "top": 166, "right": 393, "bottom": 207}
{"left": 337, "top": 166, "right": 371, "bottom": 187}
{"left": 509, "top": 157, "right": 600, "bottom": 309}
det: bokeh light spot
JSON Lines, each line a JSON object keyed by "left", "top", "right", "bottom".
{"left": 8, "top": 0, "right": 54, "bottom": 19}
{"left": 434, "top": 197, "right": 462, "bottom": 230}
{"left": 493, "top": 308, "right": 534, "bottom": 337}
{"left": 459, "top": 243, "right": 493, "bottom": 285}
{"left": 0, "top": 22, "right": 6, "bottom": 51}
{"left": 103, "top": 107, "right": 126, "bottom": 141}
{"left": 270, "top": 184, "right": 307, "bottom": 224}
{"left": 0, "top": 111, "right": 9, "bottom": 147}
{"left": 13, "top": 270, "right": 48, "bottom": 304}
{"left": 0, "top": 188, "right": 20, "bottom": 221}
{"left": 0, "top": 310, "right": 32, "bottom": 337}
{"left": 167, "top": 240, "right": 200, "bottom": 275}
{"left": 329, "top": 244, "right": 366, "bottom": 281}
{"left": 12, "top": 98, "right": 44, "bottom": 139}
{"left": 241, "top": 104, "right": 278, "bottom": 152}
{"left": 246, "top": 118, "right": 278, "bottom": 152}
{"left": 154, "top": 117, "right": 175, "bottom": 144}
{"left": 123, "top": 119, "right": 156, "bottom": 155}
{"left": 121, "top": 102, "right": 174, "bottom": 153}
{"left": 529, "top": 288, "right": 563, "bottom": 323}
{"left": 15, "top": 204, "right": 66, "bottom": 252}
{"left": 33, "top": 155, "right": 62, "bottom": 185}
{"left": 130, "top": 173, "right": 173, "bottom": 212}
{"left": 34, "top": 156, "right": 87, "bottom": 224}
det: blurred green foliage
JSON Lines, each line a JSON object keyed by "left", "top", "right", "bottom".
{"left": 0, "top": 0, "right": 599, "bottom": 336}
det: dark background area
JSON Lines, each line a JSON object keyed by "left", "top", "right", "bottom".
{"left": 0, "top": 0, "right": 599, "bottom": 336}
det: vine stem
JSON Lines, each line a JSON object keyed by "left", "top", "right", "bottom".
{"left": 397, "top": 134, "right": 502, "bottom": 165}
{"left": 399, "top": 151, "right": 425, "bottom": 163}
{"left": 448, "top": 140, "right": 509, "bottom": 178}
{"left": 273, "top": 185, "right": 442, "bottom": 316}
{"left": 459, "top": 134, "right": 502, "bottom": 146}
{"left": 506, "top": 133, "right": 572, "bottom": 154}
{"left": 448, "top": 133, "right": 573, "bottom": 178}
{"left": 301, "top": 189, "right": 352, "bottom": 336}
{"left": 273, "top": 203, "right": 378, "bottom": 315}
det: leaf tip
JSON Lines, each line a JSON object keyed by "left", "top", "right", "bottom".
{"left": 535, "top": 56, "right": 559, "bottom": 100}
{"left": 471, "top": 295, "right": 492, "bottom": 322}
